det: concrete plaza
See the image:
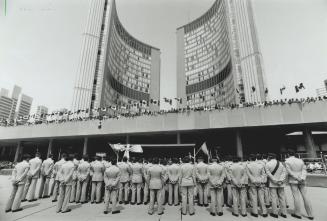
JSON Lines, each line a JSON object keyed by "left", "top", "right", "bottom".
{"left": 0, "top": 175, "right": 326, "bottom": 221}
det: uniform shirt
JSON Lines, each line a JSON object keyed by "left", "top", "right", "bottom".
{"left": 102, "top": 160, "right": 112, "bottom": 169}
{"left": 72, "top": 158, "right": 80, "bottom": 181}
{"left": 12, "top": 160, "right": 30, "bottom": 185}
{"left": 91, "top": 160, "right": 105, "bottom": 182}
{"left": 266, "top": 159, "right": 287, "bottom": 187}
{"left": 228, "top": 162, "right": 248, "bottom": 187}
{"left": 167, "top": 163, "right": 180, "bottom": 183}
{"left": 59, "top": 161, "right": 75, "bottom": 185}
{"left": 148, "top": 164, "right": 164, "bottom": 190}
{"left": 285, "top": 156, "right": 307, "bottom": 184}
{"left": 195, "top": 161, "right": 209, "bottom": 183}
{"left": 180, "top": 163, "right": 196, "bottom": 187}
{"left": 28, "top": 157, "right": 42, "bottom": 179}
{"left": 208, "top": 162, "right": 225, "bottom": 188}
{"left": 118, "top": 162, "right": 131, "bottom": 183}
{"left": 41, "top": 158, "right": 54, "bottom": 177}
{"left": 104, "top": 165, "right": 121, "bottom": 188}
{"left": 246, "top": 161, "right": 267, "bottom": 185}
{"left": 131, "top": 162, "right": 143, "bottom": 183}
{"left": 77, "top": 160, "right": 91, "bottom": 181}
{"left": 54, "top": 159, "right": 66, "bottom": 181}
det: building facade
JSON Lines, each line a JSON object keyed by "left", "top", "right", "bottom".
{"left": 36, "top": 105, "right": 49, "bottom": 122}
{"left": 71, "top": 0, "right": 160, "bottom": 113}
{"left": 16, "top": 94, "right": 33, "bottom": 120}
{"left": 316, "top": 79, "right": 327, "bottom": 97}
{"left": 177, "top": 0, "right": 267, "bottom": 108}
{"left": 0, "top": 85, "right": 22, "bottom": 121}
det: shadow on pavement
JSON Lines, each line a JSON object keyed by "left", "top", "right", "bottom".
{"left": 22, "top": 202, "right": 40, "bottom": 210}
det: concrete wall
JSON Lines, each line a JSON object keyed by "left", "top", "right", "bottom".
{"left": 0, "top": 101, "right": 326, "bottom": 141}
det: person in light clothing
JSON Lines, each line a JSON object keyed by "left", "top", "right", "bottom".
{"left": 38, "top": 154, "right": 54, "bottom": 198}
{"left": 167, "top": 158, "right": 180, "bottom": 206}
{"left": 118, "top": 157, "right": 131, "bottom": 204}
{"left": 130, "top": 157, "right": 143, "bottom": 205}
{"left": 90, "top": 155, "right": 105, "bottom": 203}
{"left": 195, "top": 156, "right": 209, "bottom": 207}
{"left": 75, "top": 155, "right": 91, "bottom": 203}
{"left": 52, "top": 153, "right": 67, "bottom": 202}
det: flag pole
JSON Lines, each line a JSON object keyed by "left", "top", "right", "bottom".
{"left": 193, "top": 147, "right": 196, "bottom": 163}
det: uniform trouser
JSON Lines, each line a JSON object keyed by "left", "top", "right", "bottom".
{"left": 168, "top": 183, "right": 179, "bottom": 205}
{"left": 26, "top": 178, "right": 38, "bottom": 201}
{"left": 119, "top": 182, "right": 129, "bottom": 202}
{"left": 21, "top": 176, "right": 32, "bottom": 200}
{"left": 143, "top": 182, "right": 149, "bottom": 203}
{"left": 70, "top": 180, "right": 77, "bottom": 202}
{"left": 249, "top": 185, "right": 267, "bottom": 215}
{"left": 49, "top": 178, "right": 55, "bottom": 196}
{"left": 210, "top": 187, "right": 223, "bottom": 214}
{"left": 76, "top": 179, "right": 88, "bottom": 202}
{"left": 56, "top": 184, "right": 72, "bottom": 213}
{"left": 197, "top": 182, "right": 208, "bottom": 205}
{"left": 43, "top": 177, "right": 51, "bottom": 197}
{"left": 6, "top": 184, "right": 25, "bottom": 211}
{"left": 289, "top": 184, "right": 313, "bottom": 217}
{"left": 181, "top": 186, "right": 194, "bottom": 215}
{"left": 270, "top": 187, "right": 287, "bottom": 215}
{"left": 148, "top": 189, "right": 163, "bottom": 214}
{"left": 226, "top": 184, "right": 233, "bottom": 206}
{"left": 52, "top": 180, "right": 60, "bottom": 201}
{"left": 161, "top": 185, "right": 167, "bottom": 204}
{"left": 104, "top": 188, "right": 119, "bottom": 212}
{"left": 231, "top": 186, "right": 247, "bottom": 215}
{"left": 91, "top": 181, "right": 102, "bottom": 203}
{"left": 38, "top": 175, "right": 46, "bottom": 198}
{"left": 264, "top": 186, "right": 271, "bottom": 205}
{"left": 131, "top": 183, "right": 142, "bottom": 204}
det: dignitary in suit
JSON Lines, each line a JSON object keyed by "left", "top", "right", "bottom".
{"left": 265, "top": 153, "right": 287, "bottom": 218}
{"left": 56, "top": 154, "right": 75, "bottom": 213}
{"left": 90, "top": 155, "right": 105, "bottom": 203}
{"left": 179, "top": 156, "right": 196, "bottom": 215}
{"left": 70, "top": 153, "right": 79, "bottom": 203}
{"left": 285, "top": 150, "right": 314, "bottom": 220}
{"left": 103, "top": 158, "right": 121, "bottom": 214}
{"left": 147, "top": 157, "right": 164, "bottom": 215}
{"left": 5, "top": 154, "right": 30, "bottom": 213}
{"left": 246, "top": 154, "right": 268, "bottom": 217}
{"left": 208, "top": 157, "right": 225, "bottom": 216}
{"left": 167, "top": 158, "right": 180, "bottom": 206}
{"left": 75, "top": 155, "right": 91, "bottom": 203}
{"left": 52, "top": 153, "right": 67, "bottom": 202}
{"left": 130, "top": 157, "right": 143, "bottom": 205}
{"left": 228, "top": 157, "right": 248, "bottom": 217}
{"left": 195, "top": 156, "right": 209, "bottom": 207}
{"left": 22, "top": 152, "right": 42, "bottom": 202}
{"left": 118, "top": 157, "right": 131, "bottom": 204}
{"left": 38, "top": 154, "right": 54, "bottom": 198}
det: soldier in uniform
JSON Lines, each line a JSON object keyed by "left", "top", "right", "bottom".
{"left": 195, "top": 156, "right": 209, "bottom": 207}
{"left": 103, "top": 158, "right": 121, "bottom": 214}
{"left": 223, "top": 155, "right": 233, "bottom": 207}
{"left": 39, "top": 154, "right": 54, "bottom": 198}
{"left": 208, "top": 157, "right": 225, "bottom": 216}
{"left": 142, "top": 158, "right": 151, "bottom": 205}
{"left": 90, "top": 155, "right": 105, "bottom": 203}
{"left": 22, "top": 152, "right": 42, "bottom": 202}
{"left": 228, "top": 157, "right": 247, "bottom": 217}
{"left": 147, "top": 157, "right": 164, "bottom": 215}
{"left": 160, "top": 158, "right": 169, "bottom": 205}
{"left": 118, "top": 157, "right": 131, "bottom": 204}
{"left": 167, "top": 158, "right": 180, "bottom": 206}
{"left": 5, "top": 154, "right": 30, "bottom": 213}
{"left": 75, "top": 154, "right": 91, "bottom": 204}
{"left": 56, "top": 154, "right": 75, "bottom": 213}
{"left": 285, "top": 150, "right": 314, "bottom": 220}
{"left": 69, "top": 153, "right": 79, "bottom": 203}
{"left": 180, "top": 156, "right": 196, "bottom": 215}
{"left": 130, "top": 157, "right": 143, "bottom": 205}
{"left": 246, "top": 154, "right": 268, "bottom": 217}
{"left": 266, "top": 153, "right": 287, "bottom": 218}
{"left": 52, "top": 153, "right": 67, "bottom": 202}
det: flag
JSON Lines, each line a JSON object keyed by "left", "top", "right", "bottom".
{"left": 200, "top": 142, "right": 209, "bottom": 156}
{"left": 130, "top": 144, "right": 143, "bottom": 153}
{"left": 109, "top": 143, "right": 125, "bottom": 152}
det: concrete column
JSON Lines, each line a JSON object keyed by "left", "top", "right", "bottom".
{"left": 83, "top": 137, "right": 88, "bottom": 155}
{"left": 14, "top": 141, "right": 22, "bottom": 163}
{"left": 236, "top": 130, "right": 243, "bottom": 159}
{"left": 47, "top": 139, "right": 53, "bottom": 157}
{"left": 1, "top": 146, "right": 6, "bottom": 157}
{"left": 126, "top": 135, "right": 130, "bottom": 144}
{"left": 303, "top": 129, "right": 317, "bottom": 158}
{"left": 177, "top": 132, "right": 181, "bottom": 144}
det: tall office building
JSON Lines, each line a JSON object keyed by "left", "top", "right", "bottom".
{"left": 16, "top": 94, "right": 33, "bottom": 120}
{"left": 71, "top": 0, "right": 161, "bottom": 113}
{"left": 36, "top": 105, "right": 48, "bottom": 122}
{"left": 0, "top": 85, "right": 22, "bottom": 121}
{"left": 316, "top": 79, "right": 327, "bottom": 97}
{"left": 176, "top": 0, "right": 267, "bottom": 108}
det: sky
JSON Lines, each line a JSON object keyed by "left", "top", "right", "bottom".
{"left": 0, "top": 0, "right": 326, "bottom": 113}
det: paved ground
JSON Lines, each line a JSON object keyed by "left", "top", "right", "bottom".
{"left": 0, "top": 175, "right": 326, "bottom": 221}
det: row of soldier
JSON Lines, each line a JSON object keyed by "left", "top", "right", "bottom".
{"left": 5, "top": 150, "right": 314, "bottom": 219}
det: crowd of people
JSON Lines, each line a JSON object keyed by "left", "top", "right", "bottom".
{"left": 5, "top": 150, "right": 314, "bottom": 219}
{"left": 1, "top": 96, "right": 326, "bottom": 127}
